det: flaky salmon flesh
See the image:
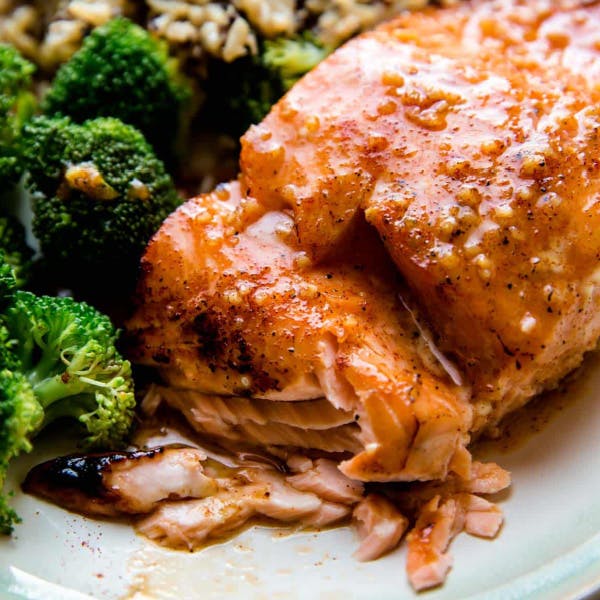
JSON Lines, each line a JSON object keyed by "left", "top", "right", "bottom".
{"left": 25, "top": 0, "right": 600, "bottom": 591}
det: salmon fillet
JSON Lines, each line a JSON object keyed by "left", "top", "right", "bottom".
{"left": 129, "top": 0, "right": 600, "bottom": 476}
{"left": 127, "top": 182, "right": 473, "bottom": 482}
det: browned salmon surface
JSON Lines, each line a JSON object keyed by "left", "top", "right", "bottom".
{"left": 241, "top": 0, "right": 600, "bottom": 430}
{"left": 127, "top": 182, "right": 473, "bottom": 483}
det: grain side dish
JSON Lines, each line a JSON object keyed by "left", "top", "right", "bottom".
{"left": 0, "top": 0, "right": 457, "bottom": 70}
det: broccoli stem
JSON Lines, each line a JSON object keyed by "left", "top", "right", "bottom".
{"left": 31, "top": 376, "right": 88, "bottom": 409}
{"left": 26, "top": 351, "right": 59, "bottom": 387}
{"left": 38, "top": 396, "right": 93, "bottom": 429}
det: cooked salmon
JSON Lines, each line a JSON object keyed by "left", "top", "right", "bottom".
{"left": 127, "top": 183, "right": 473, "bottom": 482}
{"left": 240, "top": 0, "right": 600, "bottom": 433}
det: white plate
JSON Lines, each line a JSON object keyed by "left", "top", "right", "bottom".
{"left": 2, "top": 351, "right": 600, "bottom": 600}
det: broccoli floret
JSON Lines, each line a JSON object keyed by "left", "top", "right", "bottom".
{"left": 0, "top": 261, "right": 136, "bottom": 532}
{"left": 42, "top": 17, "right": 193, "bottom": 163}
{"left": 5, "top": 292, "right": 135, "bottom": 446}
{"left": 0, "top": 364, "right": 41, "bottom": 533}
{"left": 262, "top": 36, "right": 330, "bottom": 91}
{"left": 21, "top": 115, "right": 181, "bottom": 281}
{"left": 0, "top": 214, "right": 33, "bottom": 289}
{"left": 0, "top": 252, "right": 16, "bottom": 307}
{"left": 0, "top": 44, "right": 36, "bottom": 184}
{"left": 207, "top": 34, "right": 329, "bottom": 136}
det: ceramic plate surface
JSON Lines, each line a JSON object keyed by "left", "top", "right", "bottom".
{"left": 2, "top": 351, "right": 600, "bottom": 600}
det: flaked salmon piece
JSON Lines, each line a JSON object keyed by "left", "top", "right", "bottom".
{"left": 157, "top": 388, "right": 362, "bottom": 454}
{"left": 239, "top": 421, "right": 361, "bottom": 454}
{"left": 339, "top": 343, "right": 470, "bottom": 482}
{"left": 239, "top": 467, "right": 323, "bottom": 520}
{"left": 286, "top": 458, "right": 364, "bottom": 505}
{"left": 138, "top": 489, "right": 260, "bottom": 550}
{"left": 137, "top": 483, "right": 327, "bottom": 551}
{"left": 464, "top": 461, "right": 512, "bottom": 495}
{"left": 460, "top": 494, "right": 503, "bottom": 538}
{"left": 353, "top": 494, "right": 409, "bottom": 562}
{"left": 105, "top": 448, "right": 218, "bottom": 512}
{"left": 128, "top": 183, "right": 472, "bottom": 483}
{"left": 405, "top": 492, "right": 504, "bottom": 591}
{"left": 157, "top": 387, "right": 362, "bottom": 454}
{"left": 286, "top": 455, "right": 313, "bottom": 473}
{"left": 302, "top": 501, "right": 352, "bottom": 528}
{"left": 162, "top": 390, "right": 356, "bottom": 430}
{"left": 388, "top": 460, "right": 511, "bottom": 514}
{"left": 405, "top": 495, "right": 464, "bottom": 591}
{"left": 22, "top": 448, "right": 218, "bottom": 517}
{"left": 446, "top": 444, "right": 472, "bottom": 482}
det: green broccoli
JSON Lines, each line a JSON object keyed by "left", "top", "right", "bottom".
{"left": 207, "top": 34, "right": 329, "bottom": 136}
{"left": 0, "top": 368, "right": 40, "bottom": 534}
{"left": 0, "top": 258, "right": 136, "bottom": 533}
{"left": 0, "top": 214, "right": 33, "bottom": 289}
{"left": 42, "top": 17, "right": 193, "bottom": 163}
{"left": 0, "top": 44, "right": 36, "bottom": 184}
{"left": 262, "top": 36, "right": 330, "bottom": 91}
{"left": 0, "top": 254, "right": 15, "bottom": 306}
{"left": 20, "top": 115, "right": 181, "bottom": 282}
